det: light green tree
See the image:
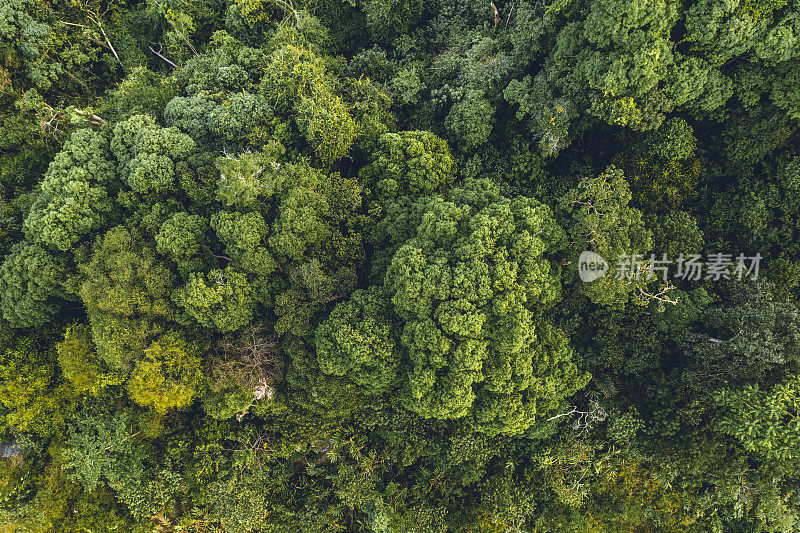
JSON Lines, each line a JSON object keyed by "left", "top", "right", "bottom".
{"left": 111, "top": 114, "right": 196, "bottom": 195}
{"left": 716, "top": 373, "right": 800, "bottom": 469}
{"left": 314, "top": 286, "right": 400, "bottom": 396}
{"left": 384, "top": 179, "right": 589, "bottom": 435}
{"left": 127, "top": 331, "right": 203, "bottom": 414}
{"left": 559, "top": 165, "right": 653, "bottom": 307}
{"left": 155, "top": 212, "right": 210, "bottom": 275}
{"left": 23, "top": 128, "right": 115, "bottom": 251}
{"left": 173, "top": 267, "right": 256, "bottom": 332}
{"left": 62, "top": 411, "right": 145, "bottom": 492}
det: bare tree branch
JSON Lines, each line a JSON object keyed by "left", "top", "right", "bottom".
{"left": 149, "top": 44, "right": 177, "bottom": 68}
{"left": 208, "top": 323, "right": 284, "bottom": 419}
{"left": 73, "top": 108, "right": 105, "bottom": 126}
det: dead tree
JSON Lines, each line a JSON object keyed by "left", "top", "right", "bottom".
{"left": 207, "top": 323, "right": 284, "bottom": 417}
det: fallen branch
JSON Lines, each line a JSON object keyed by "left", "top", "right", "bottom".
{"left": 203, "top": 246, "right": 232, "bottom": 261}
{"left": 89, "top": 15, "right": 121, "bottom": 64}
{"left": 505, "top": 0, "right": 515, "bottom": 30}
{"left": 68, "top": 4, "right": 121, "bottom": 65}
{"left": 74, "top": 108, "right": 105, "bottom": 126}
{"left": 149, "top": 44, "right": 177, "bottom": 68}
{"left": 636, "top": 283, "right": 679, "bottom": 305}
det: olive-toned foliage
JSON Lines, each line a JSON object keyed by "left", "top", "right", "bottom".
{"left": 81, "top": 225, "right": 175, "bottom": 319}
{"left": 127, "top": 330, "right": 203, "bottom": 414}
{"left": 57, "top": 323, "right": 119, "bottom": 396}
{"left": 0, "top": 323, "right": 77, "bottom": 440}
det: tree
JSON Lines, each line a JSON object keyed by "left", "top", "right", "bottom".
{"left": 126, "top": 330, "right": 203, "bottom": 414}
{"left": 648, "top": 210, "right": 705, "bottom": 259}
{"left": 384, "top": 179, "right": 589, "bottom": 435}
{"left": 314, "top": 286, "right": 400, "bottom": 396}
{"left": 155, "top": 211, "right": 210, "bottom": 276}
{"left": 550, "top": 0, "right": 679, "bottom": 130}
{"left": 260, "top": 44, "right": 356, "bottom": 163}
{"left": 215, "top": 151, "right": 285, "bottom": 208}
{"left": 213, "top": 91, "right": 283, "bottom": 149}
{"left": 445, "top": 89, "right": 495, "bottom": 153}
{"left": 23, "top": 128, "right": 115, "bottom": 251}
{"left": 207, "top": 467, "right": 290, "bottom": 533}
{"left": 684, "top": 281, "right": 800, "bottom": 389}
{"left": 77, "top": 225, "right": 174, "bottom": 375}
{"left": 345, "top": 76, "right": 396, "bottom": 152}
{"left": 87, "top": 312, "right": 164, "bottom": 374}
{"left": 295, "top": 88, "right": 358, "bottom": 164}
{"left": 80, "top": 225, "right": 175, "bottom": 319}
{"left": 165, "top": 91, "right": 286, "bottom": 151}
{"left": 362, "top": 0, "right": 422, "bottom": 44}
{"left": 260, "top": 43, "right": 328, "bottom": 115}
{"left": 722, "top": 102, "right": 798, "bottom": 164}
{"left": 162, "top": 94, "right": 218, "bottom": 143}
{"left": 211, "top": 210, "right": 268, "bottom": 256}
{"left": 274, "top": 260, "right": 357, "bottom": 336}
{"left": 268, "top": 180, "right": 333, "bottom": 261}
{"left": 770, "top": 62, "right": 800, "bottom": 120}
{"left": 204, "top": 322, "right": 282, "bottom": 419}
{"left": 559, "top": 165, "right": 653, "bottom": 307}
{"left": 111, "top": 114, "right": 196, "bottom": 195}
{"left": 57, "top": 323, "right": 119, "bottom": 396}
{"left": 0, "top": 448, "right": 140, "bottom": 533}
{"left": 614, "top": 151, "right": 701, "bottom": 212}
{"left": 173, "top": 267, "right": 256, "bottom": 332}
{"left": 0, "top": 0, "right": 60, "bottom": 91}
{"left": 643, "top": 117, "right": 698, "bottom": 160}
{"left": 359, "top": 130, "right": 454, "bottom": 203}
{"left": 504, "top": 73, "right": 576, "bottom": 158}
{"left": 62, "top": 411, "right": 146, "bottom": 492}
{"left": 102, "top": 67, "right": 176, "bottom": 122}
{"left": 0, "top": 241, "right": 67, "bottom": 327}
{"left": 264, "top": 161, "right": 356, "bottom": 267}
{"left": 0, "top": 324, "right": 78, "bottom": 440}
{"left": 715, "top": 373, "right": 800, "bottom": 471}
{"left": 210, "top": 210, "right": 278, "bottom": 275}
{"left": 683, "top": 0, "right": 788, "bottom": 67}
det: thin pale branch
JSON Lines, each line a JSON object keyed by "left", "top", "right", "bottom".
{"left": 149, "top": 44, "right": 177, "bottom": 68}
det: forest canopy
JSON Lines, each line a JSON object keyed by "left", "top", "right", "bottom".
{"left": 1, "top": 0, "right": 800, "bottom": 531}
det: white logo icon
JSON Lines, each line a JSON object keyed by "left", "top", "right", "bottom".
{"left": 578, "top": 251, "right": 608, "bottom": 282}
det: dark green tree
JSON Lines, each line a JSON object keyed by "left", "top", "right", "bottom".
{"left": 0, "top": 241, "right": 67, "bottom": 327}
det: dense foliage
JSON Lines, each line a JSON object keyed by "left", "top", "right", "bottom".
{"left": 1, "top": 0, "right": 799, "bottom": 531}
